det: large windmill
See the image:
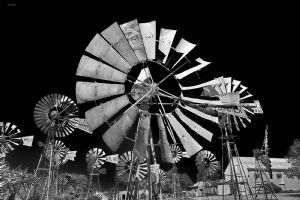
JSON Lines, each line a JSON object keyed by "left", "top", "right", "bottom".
{"left": 75, "top": 19, "right": 264, "bottom": 200}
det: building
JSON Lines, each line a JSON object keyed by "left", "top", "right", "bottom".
{"left": 190, "top": 157, "right": 300, "bottom": 197}
{"left": 224, "top": 157, "right": 300, "bottom": 193}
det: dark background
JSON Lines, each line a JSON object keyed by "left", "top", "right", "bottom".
{"left": 1, "top": 2, "right": 298, "bottom": 186}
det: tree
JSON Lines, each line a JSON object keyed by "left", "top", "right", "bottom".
{"left": 285, "top": 138, "right": 300, "bottom": 179}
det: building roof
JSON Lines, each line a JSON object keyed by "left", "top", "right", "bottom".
{"left": 234, "top": 157, "right": 291, "bottom": 170}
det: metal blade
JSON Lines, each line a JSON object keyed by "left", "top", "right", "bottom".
{"left": 101, "top": 22, "right": 139, "bottom": 66}
{"left": 172, "top": 38, "right": 196, "bottom": 68}
{"left": 139, "top": 21, "right": 156, "bottom": 60}
{"left": 180, "top": 76, "right": 224, "bottom": 91}
{"left": 77, "top": 55, "right": 126, "bottom": 83}
{"left": 120, "top": 19, "right": 147, "bottom": 62}
{"left": 175, "top": 57, "right": 210, "bottom": 80}
{"left": 85, "top": 34, "right": 132, "bottom": 73}
{"left": 180, "top": 104, "right": 219, "bottom": 124}
{"left": 75, "top": 82, "right": 124, "bottom": 104}
{"left": 102, "top": 105, "right": 139, "bottom": 152}
{"left": 181, "top": 94, "right": 223, "bottom": 106}
{"left": 175, "top": 108, "right": 213, "bottom": 142}
{"left": 166, "top": 113, "right": 202, "bottom": 157}
{"left": 232, "top": 79, "right": 241, "bottom": 92}
{"left": 85, "top": 95, "right": 130, "bottom": 131}
{"left": 223, "top": 77, "right": 232, "bottom": 93}
{"left": 158, "top": 28, "right": 177, "bottom": 63}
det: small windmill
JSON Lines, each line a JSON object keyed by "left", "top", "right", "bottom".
{"left": 0, "top": 121, "right": 34, "bottom": 158}
{"left": 195, "top": 150, "right": 220, "bottom": 198}
{"left": 199, "top": 77, "right": 264, "bottom": 200}
{"left": 116, "top": 151, "right": 148, "bottom": 200}
{"left": 26, "top": 93, "right": 79, "bottom": 200}
{"left": 86, "top": 147, "right": 119, "bottom": 198}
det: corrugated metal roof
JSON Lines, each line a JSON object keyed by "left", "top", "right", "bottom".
{"left": 234, "top": 157, "right": 291, "bottom": 170}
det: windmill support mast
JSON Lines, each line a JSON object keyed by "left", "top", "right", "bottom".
{"left": 222, "top": 125, "right": 254, "bottom": 200}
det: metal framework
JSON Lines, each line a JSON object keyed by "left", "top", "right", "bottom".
{"left": 253, "top": 126, "right": 278, "bottom": 200}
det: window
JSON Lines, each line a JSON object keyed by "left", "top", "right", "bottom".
{"left": 276, "top": 173, "right": 284, "bottom": 185}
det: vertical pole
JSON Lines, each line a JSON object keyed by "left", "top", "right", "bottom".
{"left": 146, "top": 145, "right": 152, "bottom": 200}
{"left": 224, "top": 127, "right": 238, "bottom": 200}
{"left": 46, "top": 142, "right": 53, "bottom": 200}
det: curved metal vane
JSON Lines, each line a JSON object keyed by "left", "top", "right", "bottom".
{"left": 34, "top": 93, "right": 79, "bottom": 137}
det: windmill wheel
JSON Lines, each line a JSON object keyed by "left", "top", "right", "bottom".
{"left": 45, "top": 140, "right": 69, "bottom": 166}
{"left": 33, "top": 93, "right": 79, "bottom": 137}
{"left": 198, "top": 77, "right": 264, "bottom": 132}
{"left": 86, "top": 148, "right": 106, "bottom": 171}
{"left": 77, "top": 19, "right": 244, "bottom": 158}
{"left": 195, "top": 150, "right": 219, "bottom": 177}
{"left": 168, "top": 144, "right": 183, "bottom": 163}
{"left": 116, "top": 151, "right": 147, "bottom": 181}
{"left": 0, "top": 121, "right": 34, "bottom": 158}
{"left": 158, "top": 169, "right": 167, "bottom": 187}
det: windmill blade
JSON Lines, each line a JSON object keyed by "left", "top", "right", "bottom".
{"left": 232, "top": 79, "right": 241, "bottom": 92}
{"left": 180, "top": 76, "right": 224, "bottom": 91}
{"left": 158, "top": 169, "right": 167, "bottom": 186}
{"left": 102, "top": 106, "right": 139, "bottom": 152}
{"left": 75, "top": 82, "right": 124, "bottom": 104}
{"left": 158, "top": 28, "right": 177, "bottom": 63}
{"left": 85, "top": 95, "right": 130, "bottom": 131}
{"left": 157, "top": 115, "right": 172, "bottom": 163}
{"left": 133, "top": 112, "right": 151, "bottom": 162}
{"left": 101, "top": 22, "right": 139, "bottom": 66}
{"left": 181, "top": 94, "right": 224, "bottom": 106}
{"left": 166, "top": 113, "right": 202, "bottom": 157}
{"left": 223, "top": 77, "right": 232, "bottom": 93}
{"left": 175, "top": 57, "right": 210, "bottom": 80}
{"left": 77, "top": 55, "right": 127, "bottom": 83}
{"left": 85, "top": 34, "right": 132, "bottom": 73}
{"left": 179, "top": 104, "right": 219, "bottom": 124}
{"left": 120, "top": 19, "right": 147, "bottom": 62}
{"left": 139, "top": 20, "right": 156, "bottom": 60}
{"left": 174, "top": 108, "right": 213, "bottom": 142}
{"left": 171, "top": 38, "right": 196, "bottom": 68}
{"left": 240, "top": 91, "right": 253, "bottom": 100}
{"left": 136, "top": 162, "right": 148, "bottom": 180}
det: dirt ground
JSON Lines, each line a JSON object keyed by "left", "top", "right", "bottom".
{"left": 184, "top": 193, "right": 300, "bottom": 200}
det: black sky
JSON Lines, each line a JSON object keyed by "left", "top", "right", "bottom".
{"left": 1, "top": 2, "right": 298, "bottom": 185}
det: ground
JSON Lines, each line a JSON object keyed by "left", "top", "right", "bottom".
{"left": 179, "top": 192, "right": 300, "bottom": 200}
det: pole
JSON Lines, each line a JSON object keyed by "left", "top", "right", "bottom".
{"left": 46, "top": 142, "right": 53, "bottom": 200}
